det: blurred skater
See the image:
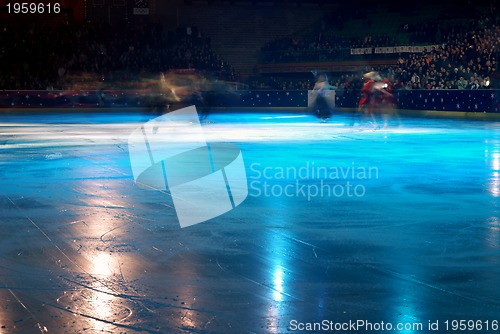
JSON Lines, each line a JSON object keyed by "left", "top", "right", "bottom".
{"left": 311, "top": 71, "right": 336, "bottom": 122}
{"left": 377, "top": 77, "right": 401, "bottom": 128}
{"left": 355, "top": 71, "right": 394, "bottom": 128}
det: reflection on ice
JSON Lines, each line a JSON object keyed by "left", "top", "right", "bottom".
{"left": 490, "top": 172, "right": 500, "bottom": 197}
{"left": 273, "top": 266, "right": 285, "bottom": 302}
{"left": 485, "top": 139, "right": 500, "bottom": 197}
{"left": 90, "top": 253, "right": 115, "bottom": 332}
{"left": 92, "top": 253, "right": 113, "bottom": 276}
{"left": 486, "top": 217, "right": 500, "bottom": 249}
{"left": 492, "top": 153, "right": 500, "bottom": 171}
{"left": 266, "top": 229, "right": 292, "bottom": 334}
{"left": 394, "top": 297, "right": 423, "bottom": 333}
{"left": 55, "top": 179, "right": 135, "bottom": 332}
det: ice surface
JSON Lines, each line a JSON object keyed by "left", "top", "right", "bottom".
{"left": 0, "top": 110, "right": 499, "bottom": 333}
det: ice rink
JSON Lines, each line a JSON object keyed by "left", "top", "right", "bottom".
{"left": 1, "top": 110, "right": 499, "bottom": 333}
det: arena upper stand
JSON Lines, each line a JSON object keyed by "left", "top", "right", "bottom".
{"left": 0, "top": 0, "right": 497, "bottom": 94}
{"left": 0, "top": 20, "right": 235, "bottom": 90}
{"left": 254, "top": 0, "right": 498, "bottom": 90}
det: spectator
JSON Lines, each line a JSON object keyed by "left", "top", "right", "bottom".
{"left": 457, "top": 76, "right": 468, "bottom": 89}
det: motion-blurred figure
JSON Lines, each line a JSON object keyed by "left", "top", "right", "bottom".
{"left": 376, "top": 77, "right": 401, "bottom": 128}
{"left": 310, "top": 71, "right": 336, "bottom": 122}
{"left": 157, "top": 70, "right": 239, "bottom": 119}
{"left": 356, "top": 71, "right": 396, "bottom": 128}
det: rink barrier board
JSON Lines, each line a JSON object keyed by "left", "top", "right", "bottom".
{"left": 0, "top": 89, "right": 498, "bottom": 115}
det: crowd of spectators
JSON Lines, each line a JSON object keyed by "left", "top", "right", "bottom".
{"left": 378, "top": 20, "right": 498, "bottom": 90}
{"left": 382, "top": 5, "right": 498, "bottom": 89}
{"left": 259, "top": 1, "right": 387, "bottom": 63}
{"left": 261, "top": 34, "right": 350, "bottom": 63}
{"left": 258, "top": 8, "right": 498, "bottom": 91}
{"left": 0, "top": 20, "right": 236, "bottom": 90}
{"left": 0, "top": 1, "right": 497, "bottom": 92}
{"left": 260, "top": 32, "right": 399, "bottom": 63}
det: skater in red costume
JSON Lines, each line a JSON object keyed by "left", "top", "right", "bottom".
{"left": 377, "top": 78, "right": 401, "bottom": 128}
{"left": 356, "top": 71, "right": 395, "bottom": 128}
